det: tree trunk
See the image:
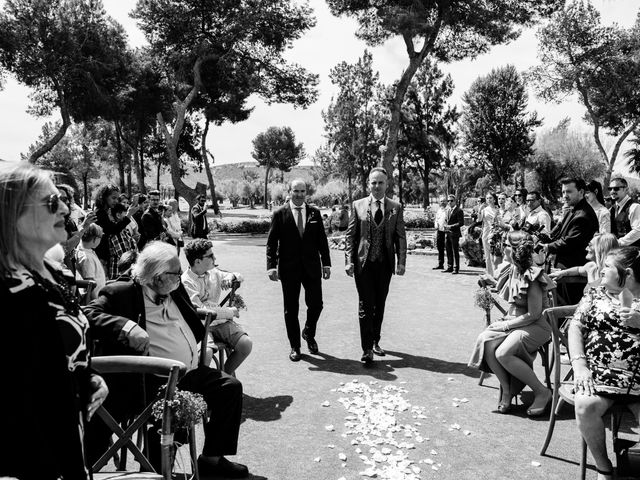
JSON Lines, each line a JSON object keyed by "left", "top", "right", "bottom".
{"left": 382, "top": 21, "right": 443, "bottom": 190}
{"left": 83, "top": 175, "right": 89, "bottom": 209}
{"left": 139, "top": 136, "right": 146, "bottom": 192}
{"left": 201, "top": 118, "right": 220, "bottom": 214}
{"left": 398, "top": 157, "right": 404, "bottom": 205}
{"left": 347, "top": 171, "right": 352, "bottom": 204}
{"left": 156, "top": 160, "right": 161, "bottom": 190}
{"left": 423, "top": 168, "right": 430, "bottom": 209}
{"left": 29, "top": 84, "right": 71, "bottom": 163}
{"left": 263, "top": 164, "right": 272, "bottom": 209}
{"left": 114, "top": 122, "right": 126, "bottom": 191}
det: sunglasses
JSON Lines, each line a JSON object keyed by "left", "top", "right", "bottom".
{"left": 608, "top": 186, "right": 624, "bottom": 191}
{"left": 201, "top": 253, "right": 215, "bottom": 260}
{"left": 30, "top": 193, "right": 63, "bottom": 214}
{"left": 514, "top": 194, "right": 523, "bottom": 197}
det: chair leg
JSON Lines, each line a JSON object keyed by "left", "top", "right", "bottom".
{"left": 539, "top": 396, "right": 558, "bottom": 455}
{"left": 478, "top": 371, "right": 489, "bottom": 386}
{"left": 580, "top": 438, "right": 587, "bottom": 480}
{"left": 189, "top": 424, "right": 200, "bottom": 480}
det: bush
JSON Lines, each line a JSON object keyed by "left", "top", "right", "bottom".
{"left": 213, "top": 218, "right": 271, "bottom": 234}
{"left": 404, "top": 207, "right": 435, "bottom": 229}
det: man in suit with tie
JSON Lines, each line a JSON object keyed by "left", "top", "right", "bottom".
{"left": 539, "top": 178, "right": 598, "bottom": 303}
{"left": 444, "top": 194, "right": 465, "bottom": 274}
{"left": 345, "top": 167, "right": 407, "bottom": 365}
{"left": 266, "top": 178, "right": 331, "bottom": 361}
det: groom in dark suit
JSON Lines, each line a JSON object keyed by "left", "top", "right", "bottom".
{"left": 444, "top": 194, "right": 465, "bottom": 274}
{"left": 345, "top": 167, "right": 407, "bottom": 364}
{"left": 266, "top": 178, "right": 331, "bottom": 361}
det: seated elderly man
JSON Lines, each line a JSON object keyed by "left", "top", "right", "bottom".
{"left": 85, "top": 241, "right": 248, "bottom": 478}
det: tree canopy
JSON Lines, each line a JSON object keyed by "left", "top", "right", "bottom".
{"left": 251, "top": 126, "right": 305, "bottom": 208}
{"left": 527, "top": 0, "right": 640, "bottom": 186}
{"left": 0, "top": 0, "right": 129, "bottom": 162}
{"left": 461, "top": 65, "right": 540, "bottom": 187}
{"left": 327, "top": 0, "right": 562, "bottom": 189}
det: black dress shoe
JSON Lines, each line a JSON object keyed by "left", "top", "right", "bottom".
{"left": 432, "top": 265, "right": 444, "bottom": 270}
{"left": 301, "top": 329, "right": 319, "bottom": 354}
{"left": 361, "top": 350, "right": 373, "bottom": 364}
{"left": 289, "top": 348, "right": 301, "bottom": 362}
{"left": 198, "top": 456, "right": 249, "bottom": 478}
{"left": 452, "top": 269, "right": 459, "bottom": 274}
{"left": 443, "top": 268, "right": 453, "bottom": 273}
{"left": 372, "top": 342, "right": 386, "bottom": 356}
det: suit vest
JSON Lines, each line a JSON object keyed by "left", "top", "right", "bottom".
{"left": 368, "top": 217, "right": 386, "bottom": 263}
{"left": 611, "top": 200, "right": 640, "bottom": 246}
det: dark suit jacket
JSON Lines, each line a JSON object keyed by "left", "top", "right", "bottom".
{"left": 139, "top": 207, "right": 166, "bottom": 250}
{"left": 266, "top": 203, "right": 331, "bottom": 280}
{"left": 547, "top": 198, "right": 598, "bottom": 268}
{"left": 344, "top": 196, "right": 407, "bottom": 275}
{"left": 446, "top": 205, "right": 465, "bottom": 238}
{"left": 85, "top": 280, "right": 204, "bottom": 356}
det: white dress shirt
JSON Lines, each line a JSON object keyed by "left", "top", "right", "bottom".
{"left": 290, "top": 200, "right": 307, "bottom": 231}
{"left": 142, "top": 286, "right": 199, "bottom": 371}
{"left": 435, "top": 206, "right": 447, "bottom": 232}
{"left": 525, "top": 205, "right": 552, "bottom": 234}
{"left": 615, "top": 196, "right": 640, "bottom": 245}
{"left": 368, "top": 194, "right": 385, "bottom": 216}
{"left": 181, "top": 268, "right": 238, "bottom": 320}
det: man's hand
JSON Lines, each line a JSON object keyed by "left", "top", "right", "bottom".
{"left": 322, "top": 266, "right": 331, "bottom": 280}
{"left": 620, "top": 307, "right": 640, "bottom": 329}
{"left": 345, "top": 264, "right": 354, "bottom": 277}
{"left": 268, "top": 270, "right": 279, "bottom": 281}
{"left": 86, "top": 374, "right": 109, "bottom": 421}
{"left": 539, "top": 243, "right": 549, "bottom": 254}
{"left": 127, "top": 325, "right": 150, "bottom": 354}
{"left": 231, "top": 306, "right": 240, "bottom": 318}
{"left": 396, "top": 264, "right": 405, "bottom": 276}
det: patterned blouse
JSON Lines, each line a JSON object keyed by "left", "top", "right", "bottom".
{"left": 571, "top": 286, "right": 640, "bottom": 395}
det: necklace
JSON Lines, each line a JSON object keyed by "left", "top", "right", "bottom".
{"left": 27, "top": 268, "right": 80, "bottom": 316}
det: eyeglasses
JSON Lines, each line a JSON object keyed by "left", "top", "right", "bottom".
{"left": 162, "top": 271, "right": 182, "bottom": 279}
{"left": 608, "top": 186, "right": 624, "bottom": 191}
{"left": 29, "top": 193, "right": 63, "bottom": 214}
{"left": 515, "top": 194, "right": 523, "bottom": 197}
{"left": 447, "top": 199, "right": 455, "bottom": 202}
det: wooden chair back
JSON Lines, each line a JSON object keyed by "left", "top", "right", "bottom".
{"left": 90, "top": 356, "right": 187, "bottom": 480}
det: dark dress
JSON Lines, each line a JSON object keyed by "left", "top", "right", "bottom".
{"left": 0, "top": 264, "right": 91, "bottom": 480}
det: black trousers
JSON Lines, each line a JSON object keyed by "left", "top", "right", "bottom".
{"left": 436, "top": 230, "right": 445, "bottom": 267}
{"left": 86, "top": 366, "right": 242, "bottom": 469}
{"left": 445, "top": 232, "right": 461, "bottom": 270}
{"left": 354, "top": 261, "right": 392, "bottom": 351}
{"left": 281, "top": 272, "right": 323, "bottom": 349}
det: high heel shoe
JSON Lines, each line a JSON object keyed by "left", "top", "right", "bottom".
{"left": 496, "top": 402, "right": 511, "bottom": 414}
{"left": 595, "top": 466, "right": 614, "bottom": 480}
{"left": 527, "top": 389, "right": 552, "bottom": 417}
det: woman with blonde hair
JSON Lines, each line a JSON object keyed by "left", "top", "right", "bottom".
{"left": 0, "top": 162, "right": 108, "bottom": 479}
{"left": 550, "top": 233, "right": 618, "bottom": 289}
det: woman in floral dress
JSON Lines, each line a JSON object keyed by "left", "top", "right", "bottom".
{"left": 569, "top": 247, "right": 640, "bottom": 479}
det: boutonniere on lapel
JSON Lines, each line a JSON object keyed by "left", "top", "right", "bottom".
{"left": 389, "top": 207, "right": 397, "bottom": 216}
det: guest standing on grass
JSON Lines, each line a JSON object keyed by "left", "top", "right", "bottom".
{"left": 191, "top": 194, "right": 210, "bottom": 239}
{"left": 266, "top": 178, "right": 331, "bottom": 362}
{"left": 139, "top": 190, "right": 167, "bottom": 250}
{"left": 433, "top": 198, "right": 447, "bottom": 270}
{"left": 94, "top": 184, "right": 138, "bottom": 268}
{"left": 345, "top": 167, "right": 406, "bottom": 365}
{"left": 444, "top": 194, "right": 464, "bottom": 274}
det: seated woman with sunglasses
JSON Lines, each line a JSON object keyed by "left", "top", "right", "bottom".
{"left": 0, "top": 162, "right": 108, "bottom": 480}
{"left": 569, "top": 247, "right": 640, "bottom": 480}
{"left": 469, "top": 230, "right": 552, "bottom": 415}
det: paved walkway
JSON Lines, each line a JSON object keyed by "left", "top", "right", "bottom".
{"left": 175, "top": 235, "right": 597, "bottom": 480}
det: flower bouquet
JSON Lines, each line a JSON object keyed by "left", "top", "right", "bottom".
{"left": 230, "top": 293, "right": 247, "bottom": 311}
{"left": 474, "top": 287, "right": 494, "bottom": 326}
{"left": 152, "top": 389, "right": 207, "bottom": 431}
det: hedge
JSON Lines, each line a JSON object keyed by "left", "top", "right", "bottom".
{"left": 404, "top": 208, "right": 435, "bottom": 229}
{"left": 213, "top": 218, "right": 271, "bottom": 234}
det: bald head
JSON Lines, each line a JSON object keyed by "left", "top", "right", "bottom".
{"left": 290, "top": 178, "right": 307, "bottom": 207}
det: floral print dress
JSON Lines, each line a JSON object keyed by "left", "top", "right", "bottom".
{"left": 571, "top": 286, "right": 640, "bottom": 395}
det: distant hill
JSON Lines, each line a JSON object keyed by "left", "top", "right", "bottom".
{"left": 157, "top": 161, "right": 317, "bottom": 187}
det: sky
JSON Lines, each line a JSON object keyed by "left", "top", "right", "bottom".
{"left": 1, "top": 0, "right": 639, "bottom": 172}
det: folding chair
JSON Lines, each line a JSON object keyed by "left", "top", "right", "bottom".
{"left": 539, "top": 306, "right": 635, "bottom": 479}
{"left": 75, "top": 278, "right": 96, "bottom": 306}
{"left": 91, "top": 355, "right": 187, "bottom": 480}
